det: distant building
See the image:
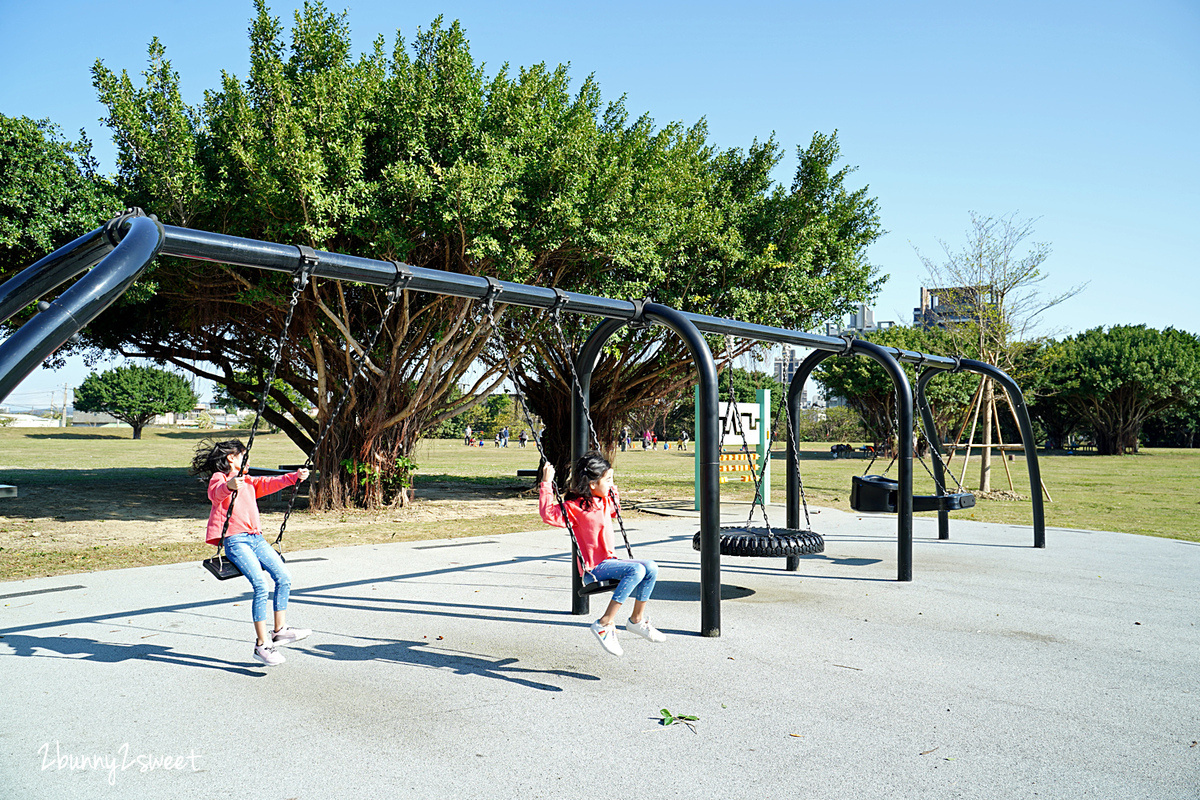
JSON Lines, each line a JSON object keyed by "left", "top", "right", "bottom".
{"left": 824, "top": 303, "right": 896, "bottom": 338}
{"left": 821, "top": 304, "right": 895, "bottom": 408}
{"left": 913, "top": 286, "right": 990, "bottom": 329}
{"left": 772, "top": 348, "right": 809, "bottom": 407}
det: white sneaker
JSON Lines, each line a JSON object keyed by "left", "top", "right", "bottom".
{"left": 254, "top": 642, "right": 286, "bottom": 666}
{"left": 272, "top": 626, "right": 311, "bottom": 646}
{"left": 625, "top": 617, "right": 667, "bottom": 642}
{"left": 590, "top": 620, "right": 623, "bottom": 656}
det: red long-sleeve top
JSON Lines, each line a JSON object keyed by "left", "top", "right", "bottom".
{"left": 539, "top": 481, "right": 620, "bottom": 576}
{"left": 205, "top": 471, "right": 301, "bottom": 545}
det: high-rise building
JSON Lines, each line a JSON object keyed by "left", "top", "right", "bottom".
{"left": 772, "top": 347, "right": 809, "bottom": 406}
{"left": 913, "top": 286, "right": 989, "bottom": 329}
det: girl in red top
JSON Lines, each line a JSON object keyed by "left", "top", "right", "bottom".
{"left": 539, "top": 451, "right": 666, "bottom": 656}
{"left": 192, "top": 439, "right": 310, "bottom": 667}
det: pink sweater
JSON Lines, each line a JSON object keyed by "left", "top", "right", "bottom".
{"left": 205, "top": 471, "right": 301, "bottom": 545}
{"left": 539, "top": 481, "right": 620, "bottom": 575}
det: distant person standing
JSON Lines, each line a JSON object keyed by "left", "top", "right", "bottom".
{"left": 519, "top": 429, "right": 529, "bottom": 448}
{"left": 679, "top": 430, "right": 689, "bottom": 451}
{"left": 501, "top": 426, "right": 509, "bottom": 447}
{"left": 464, "top": 424, "right": 473, "bottom": 446}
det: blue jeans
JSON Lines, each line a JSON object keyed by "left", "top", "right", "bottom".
{"left": 586, "top": 558, "right": 659, "bottom": 605}
{"left": 224, "top": 533, "right": 291, "bottom": 623}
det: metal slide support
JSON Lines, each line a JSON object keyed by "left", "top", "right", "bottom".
{"left": 574, "top": 304, "right": 722, "bottom": 636}
{"left": 0, "top": 216, "right": 163, "bottom": 403}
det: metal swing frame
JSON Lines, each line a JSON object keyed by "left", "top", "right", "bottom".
{"left": 0, "top": 210, "right": 1045, "bottom": 637}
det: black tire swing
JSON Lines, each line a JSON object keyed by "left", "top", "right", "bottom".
{"left": 203, "top": 252, "right": 412, "bottom": 579}
{"left": 691, "top": 337, "right": 824, "bottom": 561}
{"left": 483, "top": 284, "right": 633, "bottom": 598}
{"left": 849, "top": 375, "right": 975, "bottom": 514}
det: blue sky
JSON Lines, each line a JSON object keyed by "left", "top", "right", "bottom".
{"left": 1, "top": 0, "right": 1197, "bottom": 407}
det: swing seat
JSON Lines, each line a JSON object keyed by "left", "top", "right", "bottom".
{"left": 850, "top": 474, "right": 899, "bottom": 512}
{"left": 850, "top": 475, "right": 976, "bottom": 513}
{"left": 692, "top": 526, "right": 825, "bottom": 558}
{"left": 911, "top": 492, "right": 976, "bottom": 512}
{"left": 578, "top": 578, "right": 620, "bottom": 597}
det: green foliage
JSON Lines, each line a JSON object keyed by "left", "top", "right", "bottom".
{"left": 1044, "top": 325, "right": 1200, "bottom": 454}
{"left": 815, "top": 326, "right": 977, "bottom": 443}
{"left": 75, "top": 1, "right": 885, "bottom": 505}
{"left": 658, "top": 708, "right": 699, "bottom": 733}
{"left": 0, "top": 114, "right": 121, "bottom": 360}
{"left": 795, "top": 405, "right": 866, "bottom": 443}
{"left": 340, "top": 453, "right": 417, "bottom": 505}
{"left": 73, "top": 365, "right": 198, "bottom": 439}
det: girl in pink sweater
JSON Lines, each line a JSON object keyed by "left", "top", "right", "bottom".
{"left": 540, "top": 451, "right": 666, "bottom": 656}
{"left": 192, "top": 439, "right": 310, "bottom": 667}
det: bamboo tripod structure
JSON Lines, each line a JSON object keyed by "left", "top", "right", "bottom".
{"left": 944, "top": 376, "right": 1052, "bottom": 501}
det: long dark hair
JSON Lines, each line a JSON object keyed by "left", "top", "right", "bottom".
{"left": 190, "top": 439, "right": 246, "bottom": 479}
{"left": 565, "top": 450, "right": 612, "bottom": 511}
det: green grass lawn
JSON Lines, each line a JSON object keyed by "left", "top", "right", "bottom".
{"left": 0, "top": 427, "right": 1194, "bottom": 582}
{"left": 417, "top": 436, "right": 1197, "bottom": 541}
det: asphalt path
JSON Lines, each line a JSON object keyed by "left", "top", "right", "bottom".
{"left": 2, "top": 506, "right": 1197, "bottom": 799}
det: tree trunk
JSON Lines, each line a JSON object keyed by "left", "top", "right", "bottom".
{"left": 979, "top": 379, "right": 993, "bottom": 492}
{"left": 131, "top": 424, "right": 143, "bottom": 440}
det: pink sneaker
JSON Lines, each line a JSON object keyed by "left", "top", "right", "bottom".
{"left": 272, "top": 626, "right": 311, "bottom": 646}
{"left": 254, "top": 642, "right": 286, "bottom": 666}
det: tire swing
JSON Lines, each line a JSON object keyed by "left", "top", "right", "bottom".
{"left": 692, "top": 338, "right": 824, "bottom": 561}
{"left": 849, "top": 385, "right": 975, "bottom": 514}
{"left": 484, "top": 285, "right": 633, "bottom": 598}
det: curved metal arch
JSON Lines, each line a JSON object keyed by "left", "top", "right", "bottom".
{"left": 0, "top": 215, "right": 164, "bottom": 403}
{"left": 785, "top": 341, "right": 922, "bottom": 582}
{"left": 574, "top": 304, "right": 722, "bottom": 636}
{"left": 917, "top": 362, "right": 1046, "bottom": 547}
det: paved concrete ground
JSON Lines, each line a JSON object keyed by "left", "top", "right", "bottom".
{"left": 1, "top": 506, "right": 1197, "bottom": 799}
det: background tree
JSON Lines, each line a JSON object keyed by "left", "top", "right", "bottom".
{"left": 0, "top": 114, "right": 120, "bottom": 368}
{"left": 74, "top": 364, "right": 198, "bottom": 439}
{"left": 71, "top": 2, "right": 882, "bottom": 505}
{"left": 815, "top": 325, "right": 977, "bottom": 452}
{"left": 914, "top": 211, "right": 1084, "bottom": 489}
{"left": 1043, "top": 325, "right": 1200, "bottom": 455}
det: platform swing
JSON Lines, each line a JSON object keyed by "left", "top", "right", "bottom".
{"left": 849, "top": 379, "right": 976, "bottom": 514}
{"left": 482, "top": 283, "right": 634, "bottom": 597}
{"left": 691, "top": 337, "right": 824, "bottom": 560}
{"left": 203, "top": 253, "right": 412, "bottom": 579}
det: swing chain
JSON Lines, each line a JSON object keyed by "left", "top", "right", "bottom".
{"left": 722, "top": 336, "right": 772, "bottom": 533}
{"left": 274, "top": 261, "right": 410, "bottom": 544}
{"left": 214, "top": 247, "right": 315, "bottom": 556}
{"left": 548, "top": 308, "right": 633, "bottom": 557}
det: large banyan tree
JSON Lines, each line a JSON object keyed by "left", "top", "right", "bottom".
{"left": 76, "top": 0, "right": 884, "bottom": 508}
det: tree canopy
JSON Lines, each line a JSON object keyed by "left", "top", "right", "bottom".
{"left": 1043, "top": 325, "right": 1200, "bottom": 455}
{"left": 74, "top": 365, "right": 198, "bottom": 439}
{"left": 6, "top": 1, "right": 886, "bottom": 506}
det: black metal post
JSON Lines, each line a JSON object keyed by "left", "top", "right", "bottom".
{"left": 915, "top": 368, "right": 952, "bottom": 541}
{"left": 574, "top": 305, "right": 721, "bottom": 636}
{"left": 850, "top": 341, "right": 915, "bottom": 581}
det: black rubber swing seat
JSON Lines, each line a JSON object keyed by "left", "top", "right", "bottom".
{"left": 578, "top": 578, "right": 620, "bottom": 597}
{"left": 849, "top": 474, "right": 976, "bottom": 513}
{"left": 691, "top": 526, "right": 825, "bottom": 558}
